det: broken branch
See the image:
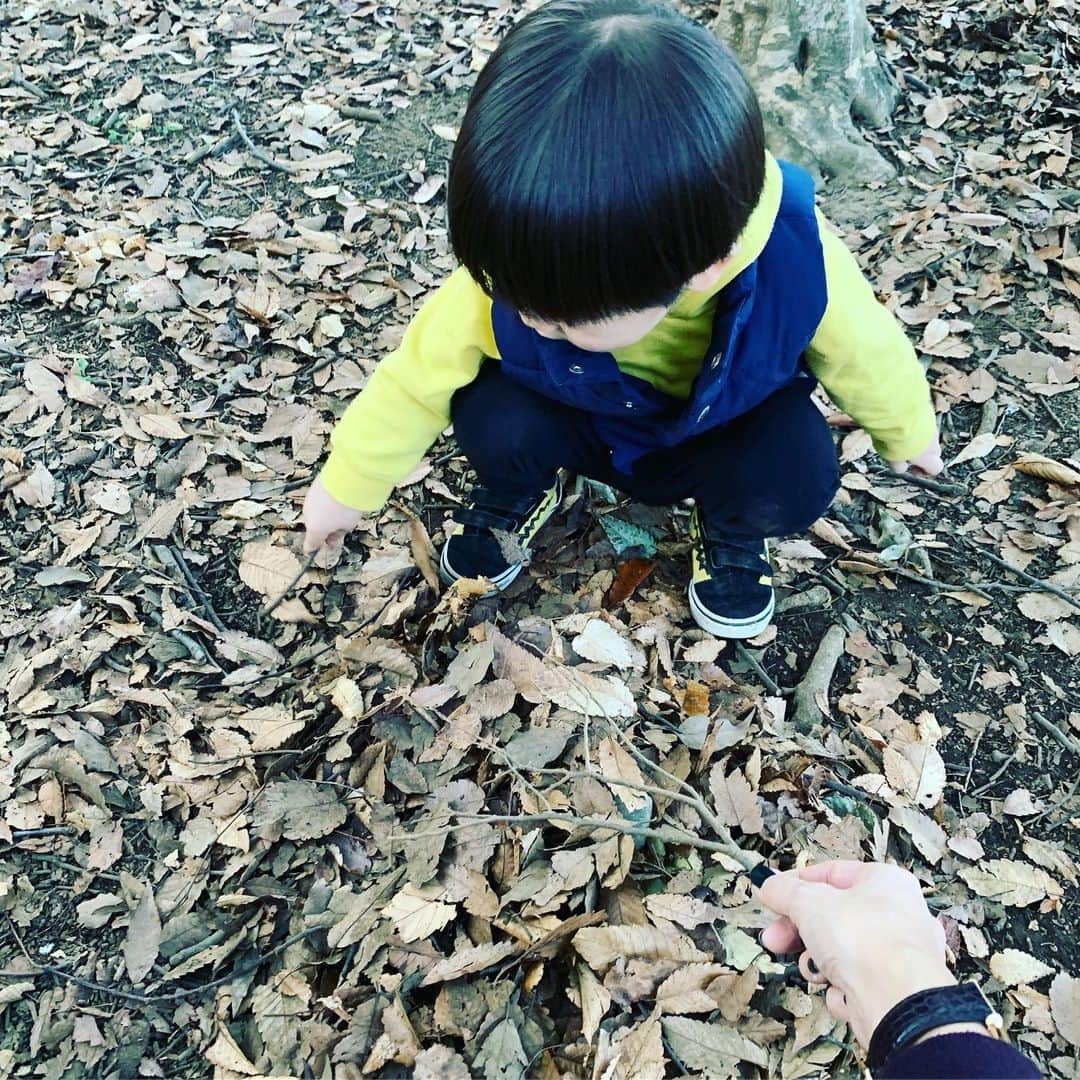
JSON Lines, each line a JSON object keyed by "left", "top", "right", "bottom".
{"left": 791, "top": 623, "right": 846, "bottom": 734}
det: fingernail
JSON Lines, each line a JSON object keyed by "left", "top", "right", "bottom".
{"left": 808, "top": 957, "right": 819, "bottom": 975}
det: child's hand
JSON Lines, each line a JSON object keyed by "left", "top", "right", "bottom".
{"left": 303, "top": 477, "right": 363, "bottom": 553}
{"left": 888, "top": 430, "right": 943, "bottom": 477}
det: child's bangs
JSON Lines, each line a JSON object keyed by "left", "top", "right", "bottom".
{"left": 448, "top": 0, "right": 765, "bottom": 325}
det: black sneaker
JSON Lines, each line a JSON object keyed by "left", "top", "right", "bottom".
{"left": 439, "top": 474, "right": 563, "bottom": 593}
{"left": 687, "top": 507, "right": 775, "bottom": 639}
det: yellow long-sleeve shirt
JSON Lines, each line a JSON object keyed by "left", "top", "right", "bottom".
{"left": 320, "top": 155, "right": 936, "bottom": 511}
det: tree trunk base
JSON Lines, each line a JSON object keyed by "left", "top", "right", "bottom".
{"left": 713, "top": 0, "right": 898, "bottom": 183}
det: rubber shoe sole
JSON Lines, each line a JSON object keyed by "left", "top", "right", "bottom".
{"left": 438, "top": 473, "right": 564, "bottom": 595}
{"left": 688, "top": 581, "right": 775, "bottom": 640}
{"left": 438, "top": 546, "right": 522, "bottom": 596}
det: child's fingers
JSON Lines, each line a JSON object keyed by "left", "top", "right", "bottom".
{"left": 760, "top": 917, "right": 802, "bottom": 956}
{"left": 303, "top": 530, "right": 324, "bottom": 554}
{"left": 914, "top": 452, "right": 944, "bottom": 476}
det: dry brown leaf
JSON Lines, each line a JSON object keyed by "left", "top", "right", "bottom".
{"left": 709, "top": 764, "right": 763, "bottom": 835}
{"left": 238, "top": 539, "right": 304, "bottom": 598}
{"left": 1017, "top": 592, "right": 1076, "bottom": 624}
{"left": 924, "top": 97, "right": 950, "bottom": 128}
{"left": 419, "top": 941, "right": 519, "bottom": 986}
{"left": 384, "top": 887, "right": 457, "bottom": 943}
{"left": 596, "top": 1006, "right": 664, "bottom": 1080}
{"left": 578, "top": 961, "right": 612, "bottom": 1044}
{"left": 655, "top": 963, "right": 732, "bottom": 1014}
{"left": 123, "top": 883, "right": 161, "bottom": 984}
{"left": 596, "top": 736, "right": 649, "bottom": 813}
{"left": 989, "top": 948, "right": 1054, "bottom": 986}
{"left": 959, "top": 860, "right": 1059, "bottom": 907}
{"left": 1051, "top": 972, "right": 1080, "bottom": 1048}
{"left": 1013, "top": 453, "right": 1080, "bottom": 487}
{"left": 573, "top": 925, "right": 709, "bottom": 976}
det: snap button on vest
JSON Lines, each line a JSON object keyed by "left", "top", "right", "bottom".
{"left": 569, "top": 364, "right": 584, "bottom": 374}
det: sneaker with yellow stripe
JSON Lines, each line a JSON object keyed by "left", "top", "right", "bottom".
{"left": 688, "top": 506, "right": 775, "bottom": 639}
{"left": 440, "top": 474, "right": 563, "bottom": 594}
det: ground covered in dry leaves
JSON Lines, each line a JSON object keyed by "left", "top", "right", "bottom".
{"left": 1, "top": 0, "right": 1079, "bottom": 1076}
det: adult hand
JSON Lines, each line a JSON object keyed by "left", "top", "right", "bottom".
{"left": 758, "top": 861, "right": 957, "bottom": 1049}
{"left": 888, "top": 430, "right": 944, "bottom": 477}
{"left": 303, "top": 476, "right": 363, "bottom": 553}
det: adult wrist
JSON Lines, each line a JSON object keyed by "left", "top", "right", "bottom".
{"left": 866, "top": 981, "right": 1002, "bottom": 1076}
{"left": 854, "top": 962, "right": 956, "bottom": 1048}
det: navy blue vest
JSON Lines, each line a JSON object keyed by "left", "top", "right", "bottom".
{"left": 490, "top": 160, "right": 828, "bottom": 473}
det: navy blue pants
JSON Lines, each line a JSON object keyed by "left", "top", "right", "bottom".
{"left": 451, "top": 363, "right": 839, "bottom": 539}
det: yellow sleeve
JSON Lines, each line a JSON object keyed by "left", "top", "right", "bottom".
{"left": 319, "top": 268, "right": 497, "bottom": 511}
{"left": 805, "top": 212, "right": 937, "bottom": 462}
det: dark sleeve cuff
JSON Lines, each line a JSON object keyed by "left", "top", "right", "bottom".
{"left": 880, "top": 1032, "right": 1042, "bottom": 1079}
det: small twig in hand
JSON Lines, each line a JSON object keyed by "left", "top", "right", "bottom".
{"left": 962, "top": 540, "right": 1080, "bottom": 612}
{"left": 232, "top": 109, "right": 295, "bottom": 173}
{"left": 791, "top": 624, "right": 846, "bottom": 734}
{"left": 734, "top": 642, "right": 782, "bottom": 696}
{"left": 261, "top": 550, "right": 319, "bottom": 618}
{"left": 868, "top": 465, "right": 967, "bottom": 498}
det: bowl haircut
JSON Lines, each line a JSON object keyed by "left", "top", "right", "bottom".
{"left": 448, "top": 0, "right": 766, "bottom": 326}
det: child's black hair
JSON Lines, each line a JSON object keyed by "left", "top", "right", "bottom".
{"left": 447, "top": 0, "right": 766, "bottom": 326}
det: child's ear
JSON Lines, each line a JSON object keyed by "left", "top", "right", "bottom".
{"left": 686, "top": 246, "right": 740, "bottom": 292}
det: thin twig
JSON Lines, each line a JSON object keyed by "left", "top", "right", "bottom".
{"left": 9, "top": 827, "right": 74, "bottom": 840}
{"left": 734, "top": 642, "right": 782, "bottom": 696}
{"left": 868, "top": 464, "right": 967, "bottom": 498}
{"left": 0, "top": 928, "right": 319, "bottom": 1004}
{"left": 1030, "top": 712, "right": 1080, "bottom": 758}
{"left": 185, "top": 132, "right": 239, "bottom": 166}
{"left": 842, "top": 557, "right": 992, "bottom": 600}
{"left": 424, "top": 49, "right": 469, "bottom": 83}
{"left": 456, "top": 812, "right": 758, "bottom": 867}
{"left": 166, "top": 543, "right": 228, "bottom": 631}
{"left": 261, "top": 550, "right": 318, "bottom": 618}
{"left": 962, "top": 540, "right": 1080, "bottom": 612}
{"left": 232, "top": 109, "right": 295, "bottom": 173}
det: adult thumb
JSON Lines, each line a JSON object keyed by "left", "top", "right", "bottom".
{"left": 757, "top": 867, "right": 805, "bottom": 918}
{"left": 758, "top": 868, "right": 829, "bottom": 924}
